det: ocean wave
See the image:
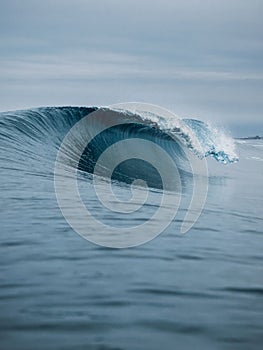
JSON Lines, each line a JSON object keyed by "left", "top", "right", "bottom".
{"left": 0, "top": 106, "right": 238, "bottom": 187}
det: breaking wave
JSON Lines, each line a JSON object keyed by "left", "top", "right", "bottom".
{"left": 0, "top": 106, "right": 238, "bottom": 189}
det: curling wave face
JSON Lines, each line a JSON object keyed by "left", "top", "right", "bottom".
{"left": 0, "top": 106, "right": 238, "bottom": 187}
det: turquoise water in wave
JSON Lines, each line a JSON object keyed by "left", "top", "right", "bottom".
{"left": 0, "top": 108, "right": 263, "bottom": 350}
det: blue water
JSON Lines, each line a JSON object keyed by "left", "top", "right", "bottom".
{"left": 0, "top": 107, "right": 262, "bottom": 350}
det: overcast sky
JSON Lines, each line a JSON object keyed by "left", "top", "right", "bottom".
{"left": 0, "top": 0, "right": 262, "bottom": 129}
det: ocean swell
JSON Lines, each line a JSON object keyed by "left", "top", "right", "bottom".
{"left": 0, "top": 106, "right": 238, "bottom": 188}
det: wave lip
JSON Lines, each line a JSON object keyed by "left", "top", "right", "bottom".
{"left": 110, "top": 105, "right": 239, "bottom": 164}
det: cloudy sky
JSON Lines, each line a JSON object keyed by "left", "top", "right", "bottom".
{"left": 0, "top": 0, "right": 262, "bottom": 131}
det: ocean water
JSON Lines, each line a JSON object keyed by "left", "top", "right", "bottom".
{"left": 0, "top": 106, "right": 262, "bottom": 350}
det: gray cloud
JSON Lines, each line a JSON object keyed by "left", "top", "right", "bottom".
{"left": 0, "top": 0, "right": 262, "bottom": 128}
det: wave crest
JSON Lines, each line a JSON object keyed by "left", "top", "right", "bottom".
{"left": 0, "top": 105, "right": 238, "bottom": 178}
